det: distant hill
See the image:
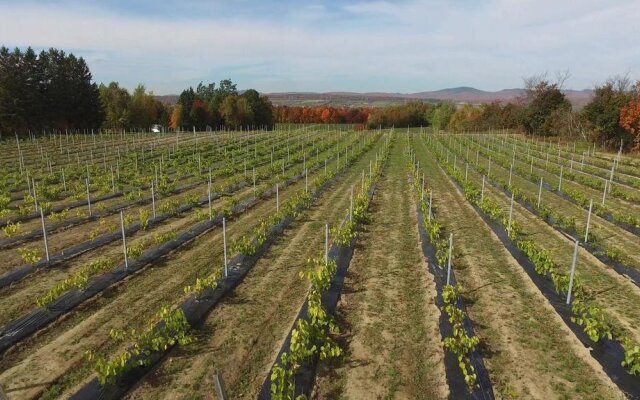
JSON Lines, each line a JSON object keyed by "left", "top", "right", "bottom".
{"left": 155, "top": 87, "right": 594, "bottom": 108}
{"left": 155, "top": 95, "right": 179, "bottom": 105}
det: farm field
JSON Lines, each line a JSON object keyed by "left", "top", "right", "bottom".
{"left": 0, "top": 127, "right": 639, "bottom": 400}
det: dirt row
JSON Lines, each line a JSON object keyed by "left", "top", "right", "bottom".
{"left": 440, "top": 134, "right": 640, "bottom": 271}
{"left": 0, "top": 133, "right": 362, "bottom": 323}
{"left": 411, "top": 136, "right": 621, "bottom": 399}
{"left": 440, "top": 135, "right": 640, "bottom": 344}
{"left": 0, "top": 134, "right": 383, "bottom": 400}
{"left": 313, "top": 140, "right": 448, "bottom": 399}
{"left": 123, "top": 137, "right": 387, "bottom": 400}
{"left": 467, "top": 134, "right": 640, "bottom": 216}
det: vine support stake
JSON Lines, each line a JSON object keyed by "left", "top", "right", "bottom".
{"left": 508, "top": 164, "right": 512, "bottom": 187}
{"left": 481, "top": 175, "right": 485, "bottom": 203}
{"left": 602, "top": 178, "right": 608, "bottom": 206}
{"left": 223, "top": 217, "right": 228, "bottom": 277}
{"left": 609, "top": 160, "right": 615, "bottom": 190}
{"left": 253, "top": 167, "right": 256, "bottom": 192}
{"left": 111, "top": 165, "right": 115, "bottom": 193}
{"left": 213, "top": 373, "right": 228, "bottom": 400}
{"left": 428, "top": 189, "right": 433, "bottom": 222}
{"left": 305, "top": 168, "right": 308, "bottom": 193}
{"left": 421, "top": 173, "right": 425, "bottom": 201}
{"left": 584, "top": 199, "right": 593, "bottom": 243}
{"left": 508, "top": 193, "right": 514, "bottom": 229}
{"left": 151, "top": 182, "right": 156, "bottom": 219}
{"left": 33, "top": 178, "right": 38, "bottom": 209}
{"left": 85, "top": 178, "right": 92, "bottom": 216}
{"left": 325, "top": 223, "right": 329, "bottom": 265}
{"left": 566, "top": 240, "right": 579, "bottom": 305}
{"left": 276, "top": 183, "right": 279, "bottom": 212}
{"left": 537, "top": 177, "right": 543, "bottom": 208}
{"left": 465, "top": 163, "right": 468, "bottom": 183}
{"left": 558, "top": 165, "right": 563, "bottom": 193}
{"left": 208, "top": 180, "right": 212, "bottom": 221}
{"left": 446, "top": 233, "right": 453, "bottom": 285}
{"left": 40, "top": 207, "right": 49, "bottom": 262}
{"left": 120, "top": 211, "right": 128, "bottom": 271}
{"left": 350, "top": 186, "right": 354, "bottom": 222}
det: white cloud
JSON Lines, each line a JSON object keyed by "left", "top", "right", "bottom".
{"left": 0, "top": 0, "right": 638, "bottom": 93}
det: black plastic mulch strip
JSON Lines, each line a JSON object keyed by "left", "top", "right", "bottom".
{"left": 440, "top": 139, "right": 640, "bottom": 237}
{"left": 255, "top": 197, "right": 369, "bottom": 399}
{"left": 69, "top": 216, "right": 292, "bottom": 400}
{"left": 0, "top": 192, "right": 122, "bottom": 227}
{"left": 67, "top": 148, "right": 363, "bottom": 400}
{"left": 0, "top": 158, "right": 322, "bottom": 353}
{"left": 0, "top": 182, "right": 202, "bottom": 249}
{"left": 0, "top": 139, "right": 350, "bottom": 287}
{"left": 0, "top": 207, "right": 236, "bottom": 354}
{"left": 482, "top": 175, "right": 640, "bottom": 289}
{"left": 257, "top": 155, "right": 389, "bottom": 399}
{"left": 414, "top": 201, "right": 494, "bottom": 400}
{"left": 0, "top": 188, "right": 225, "bottom": 290}
{"left": 440, "top": 163, "right": 640, "bottom": 400}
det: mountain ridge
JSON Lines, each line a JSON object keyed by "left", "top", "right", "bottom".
{"left": 156, "top": 86, "right": 595, "bottom": 107}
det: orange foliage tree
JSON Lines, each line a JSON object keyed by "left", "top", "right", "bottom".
{"left": 274, "top": 106, "right": 370, "bottom": 124}
{"left": 169, "top": 104, "right": 182, "bottom": 130}
{"left": 619, "top": 81, "right": 640, "bottom": 151}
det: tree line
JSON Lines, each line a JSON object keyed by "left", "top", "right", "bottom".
{"left": 360, "top": 76, "right": 640, "bottom": 152}
{"left": 0, "top": 46, "right": 103, "bottom": 133}
{"left": 2, "top": 46, "right": 639, "bottom": 150}
{"left": 170, "top": 80, "right": 275, "bottom": 131}
{"left": 0, "top": 46, "right": 275, "bottom": 134}
{"left": 273, "top": 105, "right": 370, "bottom": 125}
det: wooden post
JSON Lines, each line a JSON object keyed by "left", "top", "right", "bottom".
{"left": 481, "top": 175, "right": 485, "bottom": 202}
{"left": 276, "top": 183, "right": 279, "bottom": 212}
{"left": 602, "top": 179, "right": 608, "bottom": 206}
{"left": 508, "top": 164, "right": 513, "bottom": 187}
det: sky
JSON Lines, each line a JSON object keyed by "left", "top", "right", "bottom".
{"left": 0, "top": 0, "right": 639, "bottom": 94}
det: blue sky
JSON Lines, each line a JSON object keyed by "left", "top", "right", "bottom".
{"left": 1, "top": 0, "right": 638, "bottom": 94}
